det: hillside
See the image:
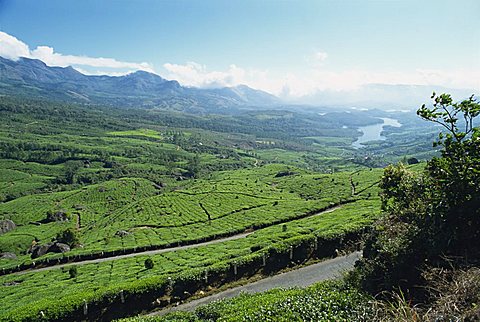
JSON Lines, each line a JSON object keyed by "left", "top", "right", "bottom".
{"left": 0, "top": 91, "right": 474, "bottom": 321}
{"left": 1, "top": 1, "right": 478, "bottom": 320}
{"left": 0, "top": 95, "right": 394, "bottom": 320}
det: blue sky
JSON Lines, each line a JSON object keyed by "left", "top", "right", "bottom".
{"left": 0, "top": 0, "right": 479, "bottom": 103}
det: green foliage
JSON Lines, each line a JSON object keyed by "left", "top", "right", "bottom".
{"left": 418, "top": 93, "right": 480, "bottom": 252}
{"left": 144, "top": 258, "right": 154, "bottom": 269}
{"left": 63, "top": 160, "right": 82, "bottom": 184}
{"left": 379, "top": 163, "right": 428, "bottom": 217}
{"left": 120, "top": 312, "right": 198, "bottom": 322}
{"left": 355, "top": 93, "right": 480, "bottom": 298}
{"left": 185, "top": 154, "right": 201, "bottom": 178}
{"left": 56, "top": 228, "right": 79, "bottom": 247}
{"left": 417, "top": 93, "right": 479, "bottom": 143}
{"left": 0, "top": 200, "right": 380, "bottom": 319}
{"left": 0, "top": 95, "right": 411, "bottom": 320}
{"left": 68, "top": 266, "right": 78, "bottom": 278}
{"left": 126, "top": 281, "right": 374, "bottom": 322}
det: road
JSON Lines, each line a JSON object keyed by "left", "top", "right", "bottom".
{"left": 17, "top": 232, "right": 252, "bottom": 274}
{"left": 149, "top": 251, "right": 362, "bottom": 316}
{"left": 15, "top": 206, "right": 342, "bottom": 275}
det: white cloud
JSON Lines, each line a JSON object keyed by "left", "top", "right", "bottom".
{"left": 0, "top": 31, "right": 154, "bottom": 75}
{"left": 2, "top": 31, "right": 478, "bottom": 105}
{"left": 312, "top": 51, "right": 328, "bottom": 66}
{"left": 30, "top": 46, "right": 153, "bottom": 73}
{"left": 163, "top": 61, "right": 285, "bottom": 94}
{"left": 162, "top": 60, "right": 480, "bottom": 100}
{"left": 314, "top": 51, "right": 328, "bottom": 62}
{"left": 0, "top": 31, "right": 30, "bottom": 60}
{"left": 72, "top": 67, "right": 138, "bottom": 77}
{"left": 163, "top": 62, "right": 248, "bottom": 88}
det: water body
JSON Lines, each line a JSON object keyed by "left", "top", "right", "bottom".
{"left": 352, "top": 117, "right": 401, "bottom": 149}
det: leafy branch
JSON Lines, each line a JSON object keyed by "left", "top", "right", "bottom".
{"left": 417, "top": 92, "right": 480, "bottom": 143}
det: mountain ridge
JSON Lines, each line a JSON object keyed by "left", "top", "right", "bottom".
{"left": 0, "top": 56, "right": 280, "bottom": 112}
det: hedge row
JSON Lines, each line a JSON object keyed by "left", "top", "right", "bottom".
{"left": 0, "top": 200, "right": 355, "bottom": 276}
{"left": 1, "top": 225, "right": 367, "bottom": 321}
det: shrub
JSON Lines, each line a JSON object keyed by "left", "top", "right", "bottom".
{"left": 69, "top": 266, "right": 78, "bottom": 279}
{"left": 353, "top": 93, "right": 480, "bottom": 299}
{"left": 56, "top": 228, "right": 79, "bottom": 247}
{"left": 144, "top": 258, "right": 154, "bottom": 269}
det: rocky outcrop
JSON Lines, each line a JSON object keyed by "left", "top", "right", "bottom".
{"left": 115, "top": 230, "right": 130, "bottom": 237}
{"left": 46, "top": 210, "right": 69, "bottom": 222}
{"left": 49, "top": 242, "right": 71, "bottom": 253}
{"left": 0, "top": 219, "right": 16, "bottom": 234}
{"left": 30, "top": 243, "right": 53, "bottom": 258}
{"left": 30, "top": 242, "right": 71, "bottom": 259}
{"left": 0, "top": 252, "right": 17, "bottom": 260}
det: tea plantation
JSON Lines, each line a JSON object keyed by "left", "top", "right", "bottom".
{"left": 0, "top": 97, "right": 428, "bottom": 320}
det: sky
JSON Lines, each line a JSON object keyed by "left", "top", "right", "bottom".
{"left": 0, "top": 0, "right": 479, "bottom": 105}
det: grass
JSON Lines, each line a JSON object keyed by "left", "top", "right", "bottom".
{"left": 0, "top": 199, "right": 381, "bottom": 318}
{"left": 122, "top": 280, "right": 375, "bottom": 322}
{"left": 0, "top": 164, "right": 382, "bottom": 271}
{"left": 107, "top": 129, "right": 163, "bottom": 140}
{"left": 0, "top": 97, "right": 437, "bottom": 321}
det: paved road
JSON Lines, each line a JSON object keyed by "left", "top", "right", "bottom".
{"left": 149, "top": 251, "right": 362, "bottom": 316}
{"left": 16, "top": 206, "right": 342, "bottom": 275}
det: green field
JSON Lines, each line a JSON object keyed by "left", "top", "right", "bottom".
{"left": 0, "top": 164, "right": 383, "bottom": 270}
{"left": 1, "top": 199, "right": 381, "bottom": 319}
{"left": 0, "top": 97, "right": 434, "bottom": 320}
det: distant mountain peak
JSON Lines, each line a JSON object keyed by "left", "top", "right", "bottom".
{"left": 126, "top": 70, "right": 162, "bottom": 78}
{"left": 0, "top": 57, "right": 280, "bottom": 110}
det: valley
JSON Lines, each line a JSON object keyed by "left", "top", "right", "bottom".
{"left": 1, "top": 2, "right": 478, "bottom": 320}
{"left": 0, "top": 94, "right": 434, "bottom": 320}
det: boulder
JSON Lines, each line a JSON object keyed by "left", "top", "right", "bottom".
{"left": 30, "top": 241, "right": 71, "bottom": 259}
{"left": 0, "top": 219, "right": 16, "bottom": 234}
{"left": 46, "top": 210, "right": 69, "bottom": 222}
{"left": 0, "top": 252, "right": 17, "bottom": 260}
{"left": 50, "top": 242, "right": 71, "bottom": 253}
{"left": 30, "top": 242, "right": 54, "bottom": 259}
{"left": 115, "top": 230, "right": 130, "bottom": 237}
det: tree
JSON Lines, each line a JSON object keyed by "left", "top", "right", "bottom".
{"left": 406, "top": 157, "right": 419, "bottom": 165}
{"left": 417, "top": 93, "right": 479, "bottom": 143}
{"left": 64, "top": 160, "right": 82, "bottom": 184}
{"left": 354, "top": 93, "right": 480, "bottom": 297}
{"left": 185, "top": 154, "right": 201, "bottom": 178}
{"left": 56, "top": 228, "right": 79, "bottom": 247}
{"left": 417, "top": 93, "right": 480, "bottom": 252}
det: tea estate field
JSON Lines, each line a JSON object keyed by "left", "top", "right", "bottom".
{"left": 0, "top": 163, "right": 385, "bottom": 320}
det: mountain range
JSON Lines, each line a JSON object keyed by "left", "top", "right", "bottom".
{"left": 0, "top": 56, "right": 280, "bottom": 112}
{"left": 291, "top": 83, "right": 476, "bottom": 111}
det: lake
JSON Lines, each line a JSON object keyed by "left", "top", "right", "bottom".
{"left": 352, "top": 117, "right": 401, "bottom": 149}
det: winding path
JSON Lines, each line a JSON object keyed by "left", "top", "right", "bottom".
{"left": 149, "top": 251, "right": 362, "bottom": 316}
{"left": 16, "top": 232, "right": 252, "bottom": 275}
{"left": 14, "top": 206, "right": 342, "bottom": 275}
